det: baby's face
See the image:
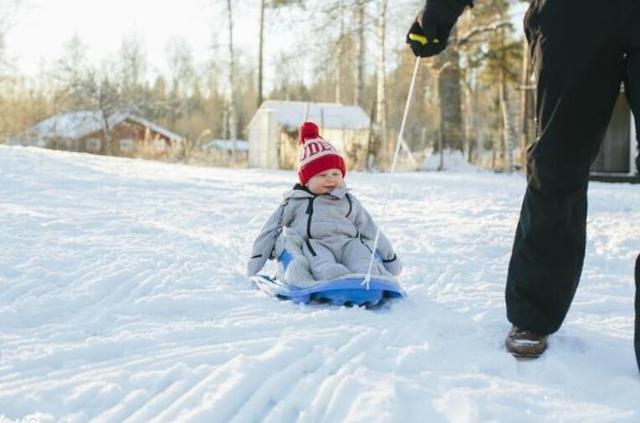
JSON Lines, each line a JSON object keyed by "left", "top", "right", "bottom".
{"left": 306, "top": 169, "right": 344, "bottom": 195}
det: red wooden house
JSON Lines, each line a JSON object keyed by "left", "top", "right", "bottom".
{"left": 17, "top": 111, "right": 183, "bottom": 157}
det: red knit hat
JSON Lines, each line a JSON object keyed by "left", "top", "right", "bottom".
{"left": 297, "top": 121, "right": 347, "bottom": 185}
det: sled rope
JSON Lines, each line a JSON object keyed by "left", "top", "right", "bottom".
{"left": 363, "top": 57, "right": 421, "bottom": 289}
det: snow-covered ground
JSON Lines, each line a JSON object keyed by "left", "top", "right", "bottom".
{"left": 1, "top": 145, "right": 639, "bottom": 422}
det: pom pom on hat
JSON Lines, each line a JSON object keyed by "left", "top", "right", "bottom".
{"left": 298, "top": 121, "right": 319, "bottom": 145}
{"left": 297, "top": 121, "right": 346, "bottom": 185}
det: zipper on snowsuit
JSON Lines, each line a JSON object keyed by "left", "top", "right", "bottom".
{"left": 305, "top": 197, "right": 317, "bottom": 256}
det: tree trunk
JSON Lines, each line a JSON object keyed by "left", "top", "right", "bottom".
{"left": 99, "top": 109, "right": 112, "bottom": 156}
{"left": 498, "top": 44, "right": 507, "bottom": 169}
{"left": 225, "top": 0, "right": 237, "bottom": 164}
{"left": 498, "top": 23, "right": 515, "bottom": 172}
{"left": 367, "top": 98, "right": 376, "bottom": 169}
{"left": 436, "top": 35, "right": 464, "bottom": 152}
{"left": 519, "top": 34, "right": 533, "bottom": 168}
{"left": 257, "top": 0, "right": 265, "bottom": 109}
{"left": 375, "top": 0, "right": 388, "bottom": 165}
{"left": 354, "top": 0, "right": 365, "bottom": 107}
{"left": 462, "top": 75, "right": 476, "bottom": 163}
{"left": 335, "top": 0, "right": 344, "bottom": 104}
{"left": 499, "top": 66, "right": 512, "bottom": 171}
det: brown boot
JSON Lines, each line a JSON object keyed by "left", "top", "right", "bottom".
{"left": 505, "top": 325, "right": 548, "bottom": 359}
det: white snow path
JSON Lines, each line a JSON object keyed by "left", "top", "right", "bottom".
{"left": 0, "top": 146, "right": 639, "bottom": 422}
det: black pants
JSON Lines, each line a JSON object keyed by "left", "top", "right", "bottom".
{"left": 506, "top": 0, "right": 640, "bottom": 335}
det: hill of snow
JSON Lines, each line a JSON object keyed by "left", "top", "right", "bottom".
{"left": 1, "top": 146, "right": 639, "bottom": 422}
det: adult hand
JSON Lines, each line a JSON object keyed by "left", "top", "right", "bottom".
{"left": 406, "top": 0, "right": 472, "bottom": 58}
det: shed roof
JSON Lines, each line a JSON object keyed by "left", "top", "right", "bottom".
{"left": 28, "top": 111, "right": 184, "bottom": 142}
{"left": 251, "top": 100, "right": 371, "bottom": 131}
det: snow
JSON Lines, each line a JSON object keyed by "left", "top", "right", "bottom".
{"left": 254, "top": 101, "right": 371, "bottom": 131}
{"left": 202, "top": 140, "right": 250, "bottom": 152}
{"left": 1, "top": 145, "right": 639, "bottom": 422}
{"left": 422, "top": 150, "right": 485, "bottom": 172}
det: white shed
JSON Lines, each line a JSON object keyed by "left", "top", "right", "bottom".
{"left": 248, "top": 100, "right": 372, "bottom": 170}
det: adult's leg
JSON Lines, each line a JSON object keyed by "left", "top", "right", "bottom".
{"left": 635, "top": 254, "right": 640, "bottom": 372}
{"left": 506, "top": 0, "right": 626, "bottom": 334}
{"left": 624, "top": 0, "right": 640, "bottom": 371}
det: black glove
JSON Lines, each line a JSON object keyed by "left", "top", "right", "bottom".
{"left": 406, "top": 0, "right": 473, "bottom": 57}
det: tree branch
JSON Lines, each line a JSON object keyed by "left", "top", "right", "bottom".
{"left": 456, "top": 20, "right": 512, "bottom": 48}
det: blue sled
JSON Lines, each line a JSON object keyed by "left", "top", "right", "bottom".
{"left": 250, "top": 274, "right": 405, "bottom": 308}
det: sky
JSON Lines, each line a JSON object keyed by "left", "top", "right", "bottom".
{"left": 5, "top": 0, "right": 528, "bottom": 86}
{"left": 5, "top": 0, "right": 263, "bottom": 79}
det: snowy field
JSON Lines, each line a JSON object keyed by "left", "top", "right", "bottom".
{"left": 1, "top": 145, "right": 639, "bottom": 422}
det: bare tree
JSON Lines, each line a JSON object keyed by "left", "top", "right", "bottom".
{"left": 52, "top": 36, "right": 127, "bottom": 155}
{"left": 334, "top": 0, "right": 345, "bottom": 103}
{"left": 257, "top": 0, "right": 305, "bottom": 108}
{"left": 0, "top": 0, "right": 25, "bottom": 141}
{"left": 117, "top": 33, "right": 148, "bottom": 104}
{"left": 69, "top": 71, "right": 124, "bottom": 155}
{"left": 165, "top": 37, "right": 196, "bottom": 132}
{"left": 0, "top": 25, "right": 8, "bottom": 79}
{"left": 92, "top": 76, "right": 121, "bottom": 156}
{"left": 497, "top": 19, "right": 515, "bottom": 171}
{"left": 258, "top": 0, "right": 266, "bottom": 108}
{"left": 353, "top": 0, "right": 366, "bottom": 107}
{"left": 224, "top": 0, "right": 238, "bottom": 163}
{"left": 0, "top": 0, "right": 22, "bottom": 77}
{"left": 375, "top": 0, "right": 388, "bottom": 165}
{"left": 437, "top": 32, "right": 465, "bottom": 153}
{"left": 53, "top": 34, "right": 91, "bottom": 110}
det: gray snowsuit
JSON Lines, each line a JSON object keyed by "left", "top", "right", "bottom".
{"left": 247, "top": 185, "right": 402, "bottom": 281}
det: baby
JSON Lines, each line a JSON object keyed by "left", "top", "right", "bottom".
{"left": 247, "top": 121, "right": 401, "bottom": 282}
